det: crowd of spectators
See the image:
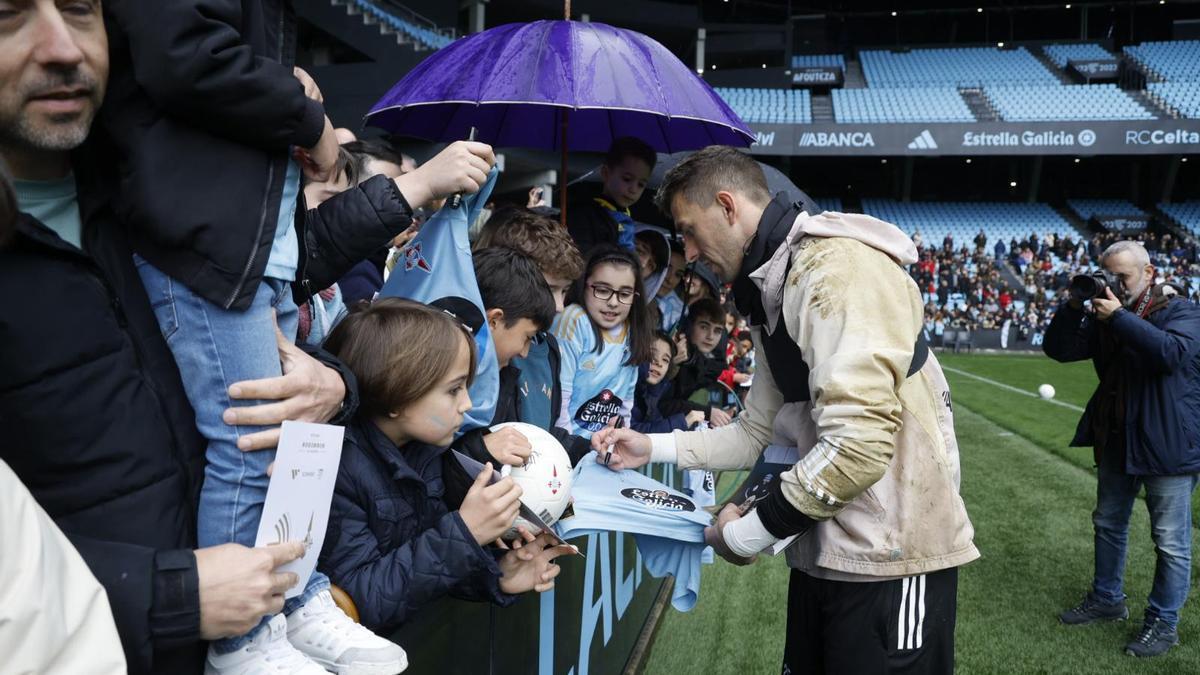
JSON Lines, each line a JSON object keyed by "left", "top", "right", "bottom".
{"left": 912, "top": 227, "right": 1200, "bottom": 346}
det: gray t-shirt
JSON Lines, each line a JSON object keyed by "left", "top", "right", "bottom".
{"left": 14, "top": 175, "right": 81, "bottom": 248}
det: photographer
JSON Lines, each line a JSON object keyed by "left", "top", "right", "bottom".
{"left": 1044, "top": 241, "right": 1200, "bottom": 659}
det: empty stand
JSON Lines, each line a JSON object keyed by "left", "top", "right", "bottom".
{"left": 713, "top": 88, "right": 812, "bottom": 124}
{"left": 987, "top": 84, "right": 1153, "bottom": 121}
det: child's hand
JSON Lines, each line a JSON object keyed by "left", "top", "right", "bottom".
{"left": 483, "top": 427, "right": 533, "bottom": 466}
{"left": 498, "top": 531, "right": 574, "bottom": 594}
{"left": 393, "top": 140, "right": 495, "bottom": 208}
{"left": 459, "top": 463, "right": 523, "bottom": 545}
{"left": 685, "top": 410, "right": 706, "bottom": 428}
{"left": 672, "top": 333, "right": 689, "bottom": 364}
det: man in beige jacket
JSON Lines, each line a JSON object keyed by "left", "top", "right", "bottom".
{"left": 593, "top": 146, "right": 978, "bottom": 673}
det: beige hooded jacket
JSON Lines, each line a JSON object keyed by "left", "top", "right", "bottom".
{"left": 0, "top": 459, "right": 125, "bottom": 674}
{"left": 669, "top": 210, "right": 979, "bottom": 580}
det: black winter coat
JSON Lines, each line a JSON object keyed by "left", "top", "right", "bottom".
{"left": 566, "top": 191, "right": 620, "bottom": 258}
{"left": 99, "top": 0, "right": 411, "bottom": 310}
{"left": 1, "top": 159, "right": 361, "bottom": 673}
{"left": 1, "top": 205, "right": 206, "bottom": 673}
{"left": 318, "top": 419, "right": 514, "bottom": 633}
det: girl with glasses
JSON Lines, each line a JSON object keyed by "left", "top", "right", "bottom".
{"left": 551, "top": 246, "right": 654, "bottom": 439}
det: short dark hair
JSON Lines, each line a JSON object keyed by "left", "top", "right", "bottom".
{"left": 604, "top": 136, "right": 657, "bottom": 171}
{"left": 688, "top": 298, "right": 725, "bottom": 327}
{"left": 324, "top": 298, "right": 477, "bottom": 418}
{"left": 654, "top": 145, "right": 770, "bottom": 217}
{"left": 342, "top": 138, "right": 406, "bottom": 185}
{"left": 473, "top": 247, "right": 556, "bottom": 330}
{"left": 474, "top": 206, "right": 584, "bottom": 281}
{"left": 653, "top": 330, "right": 676, "bottom": 360}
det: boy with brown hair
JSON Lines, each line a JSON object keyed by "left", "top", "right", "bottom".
{"left": 566, "top": 136, "right": 657, "bottom": 257}
{"left": 472, "top": 208, "right": 589, "bottom": 461}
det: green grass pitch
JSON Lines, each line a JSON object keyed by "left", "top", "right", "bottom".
{"left": 643, "top": 352, "right": 1200, "bottom": 674}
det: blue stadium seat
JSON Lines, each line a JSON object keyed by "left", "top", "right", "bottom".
{"left": 1159, "top": 201, "right": 1200, "bottom": 238}
{"left": 814, "top": 197, "right": 844, "bottom": 213}
{"left": 1043, "top": 43, "right": 1113, "bottom": 68}
{"left": 860, "top": 47, "right": 1059, "bottom": 88}
{"left": 791, "top": 54, "right": 845, "bottom": 69}
{"left": 1147, "top": 82, "right": 1200, "bottom": 118}
{"left": 1067, "top": 199, "right": 1146, "bottom": 221}
{"left": 987, "top": 84, "right": 1154, "bottom": 121}
{"left": 713, "top": 88, "right": 812, "bottom": 124}
{"left": 861, "top": 200, "right": 1082, "bottom": 249}
{"left": 354, "top": 0, "right": 452, "bottom": 50}
{"left": 1124, "top": 40, "right": 1200, "bottom": 82}
{"left": 832, "top": 87, "right": 973, "bottom": 123}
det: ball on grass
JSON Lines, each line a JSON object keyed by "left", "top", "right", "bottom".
{"left": 1037, "top": 384, "right": 1056, "bottom": 400}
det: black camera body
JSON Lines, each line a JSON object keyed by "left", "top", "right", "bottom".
{"left": 1069, "top": 269, "right": 1123, "bottom": 302}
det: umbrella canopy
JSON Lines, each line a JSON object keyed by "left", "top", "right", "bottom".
{"left": 366, "top": 20, "right": 753, "bottom": 153}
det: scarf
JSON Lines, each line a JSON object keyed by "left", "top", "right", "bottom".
{"left": 731, "top": 193, "right": 799, "bottom": 325}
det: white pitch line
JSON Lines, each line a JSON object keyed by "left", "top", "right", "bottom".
{"left": 941, "top": 365, "right": 1086, "bottom": 413}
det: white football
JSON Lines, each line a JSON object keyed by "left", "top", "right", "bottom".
{"left": 1038, "top": 384, "right": 1056, "bottom": 400}
{"left": 492, "top": 422, "right": 573, "bottom": 539}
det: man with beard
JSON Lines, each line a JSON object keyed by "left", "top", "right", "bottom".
{"left": 1046, "top": 240, "right": 1200, "bottom": 658}
{"left": 0, "top": 2, "right": 366, "bottom": 671}
{"left": 594, "top": 146, "right": 977, "bottom": 674}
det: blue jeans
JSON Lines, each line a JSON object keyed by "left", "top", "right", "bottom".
{"left": 1091, "top": 460, "right": 1198, "bottom": 629}
{"left": 136, "top": 258, "right": 328, "bottom": 651}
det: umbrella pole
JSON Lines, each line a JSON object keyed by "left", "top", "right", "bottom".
{"left": 560, "top": 109, "right": 569, "bottom": 229}
{"left": 560, "top": 0, "right": 571, "bottom": 229}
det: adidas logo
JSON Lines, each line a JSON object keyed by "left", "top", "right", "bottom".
{"left": 907, "top": 129, "right": 938, "bottom": 150}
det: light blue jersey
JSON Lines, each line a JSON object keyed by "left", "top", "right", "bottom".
{"left": 551, "top": 305, "right": 637, "bottom": 439}
{"left": 557, "top": 455, "right": 712, "bottom": 611}
{"left": 379, "top": 169, "right": 500, "bottom": 432}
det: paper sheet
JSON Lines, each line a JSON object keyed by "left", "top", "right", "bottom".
{"left": 254, "top": 421, "right": 345, "bottom": 598}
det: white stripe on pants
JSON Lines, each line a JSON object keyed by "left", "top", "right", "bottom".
{"left": 898, "top": 574, "right": 927, "bottom": 651}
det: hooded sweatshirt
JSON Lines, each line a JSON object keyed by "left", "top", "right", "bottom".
{"left": 660, "top": 196, "right": 978, "bottom": 581}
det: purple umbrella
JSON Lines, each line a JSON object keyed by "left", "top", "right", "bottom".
{"left": 366, "top": 19, "right": 753, "bottom": 224}
{"left": 367, "top": 20, "right": 752, "bottom": 152}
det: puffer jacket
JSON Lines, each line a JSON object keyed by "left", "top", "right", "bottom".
{"left": 1044, "top": 292, "right": 1200, "bottom": 475}
{"left": 669, "top": 199, "right": 979, "bottom": 579}
{"left": 318, "top": 418, "right": 514, "bottom": 633}
{"left": 1, "top": 206, "right": 205, "bottom": 673}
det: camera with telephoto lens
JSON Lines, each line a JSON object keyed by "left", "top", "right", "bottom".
{"left": 1069, "top": 269, "right": 1123, "bottom": 302}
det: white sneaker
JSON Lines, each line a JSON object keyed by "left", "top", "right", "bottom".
{"left": 286, "top": 590, "right": 408, "bottom": 674}
{"left": 204, "top": 614, "right": 328, "bottom": 675}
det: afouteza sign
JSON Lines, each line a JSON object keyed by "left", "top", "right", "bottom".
{"left": 745, "top": 120, "right": 1200, "bottom": 156}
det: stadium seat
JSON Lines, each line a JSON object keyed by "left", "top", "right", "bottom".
{"left": 862, "top": 199, "right": 1082, "bottom": 249}
{"left": 832, "top": 87, "right": 974, "bottom": 123}
{"left": 713, "top": 87, "right": 813, "bottom": 124}
{"left": 353, "top": 0, "right": 452, "bottom": 50}
{"left": 860, "top": 46, "right": 1059, "bottom": 88}
{"left": 791, "top": 53, "right": 845, "bottom": 69}
{"left": 1147, "top": 82, "right": 1200, "bottom": 118}
{"left": 987, "top": 84, "right": 1154, "bottom": 121}
{"left": 1124, "top": 40, "right": 1200, "bottom": 83}
{"left": 1159, "top": 201, "right": 1200, "bottom": 238}
{"left": 1042, "top": 43, "right": 1114, "bottom": 68}
{"left": 1066, "top": 199, "right": 1146, "bottom": 221}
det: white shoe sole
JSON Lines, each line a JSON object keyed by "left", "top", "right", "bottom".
{"left": 309, "top": 656, "right": 409, "bottom": 675}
